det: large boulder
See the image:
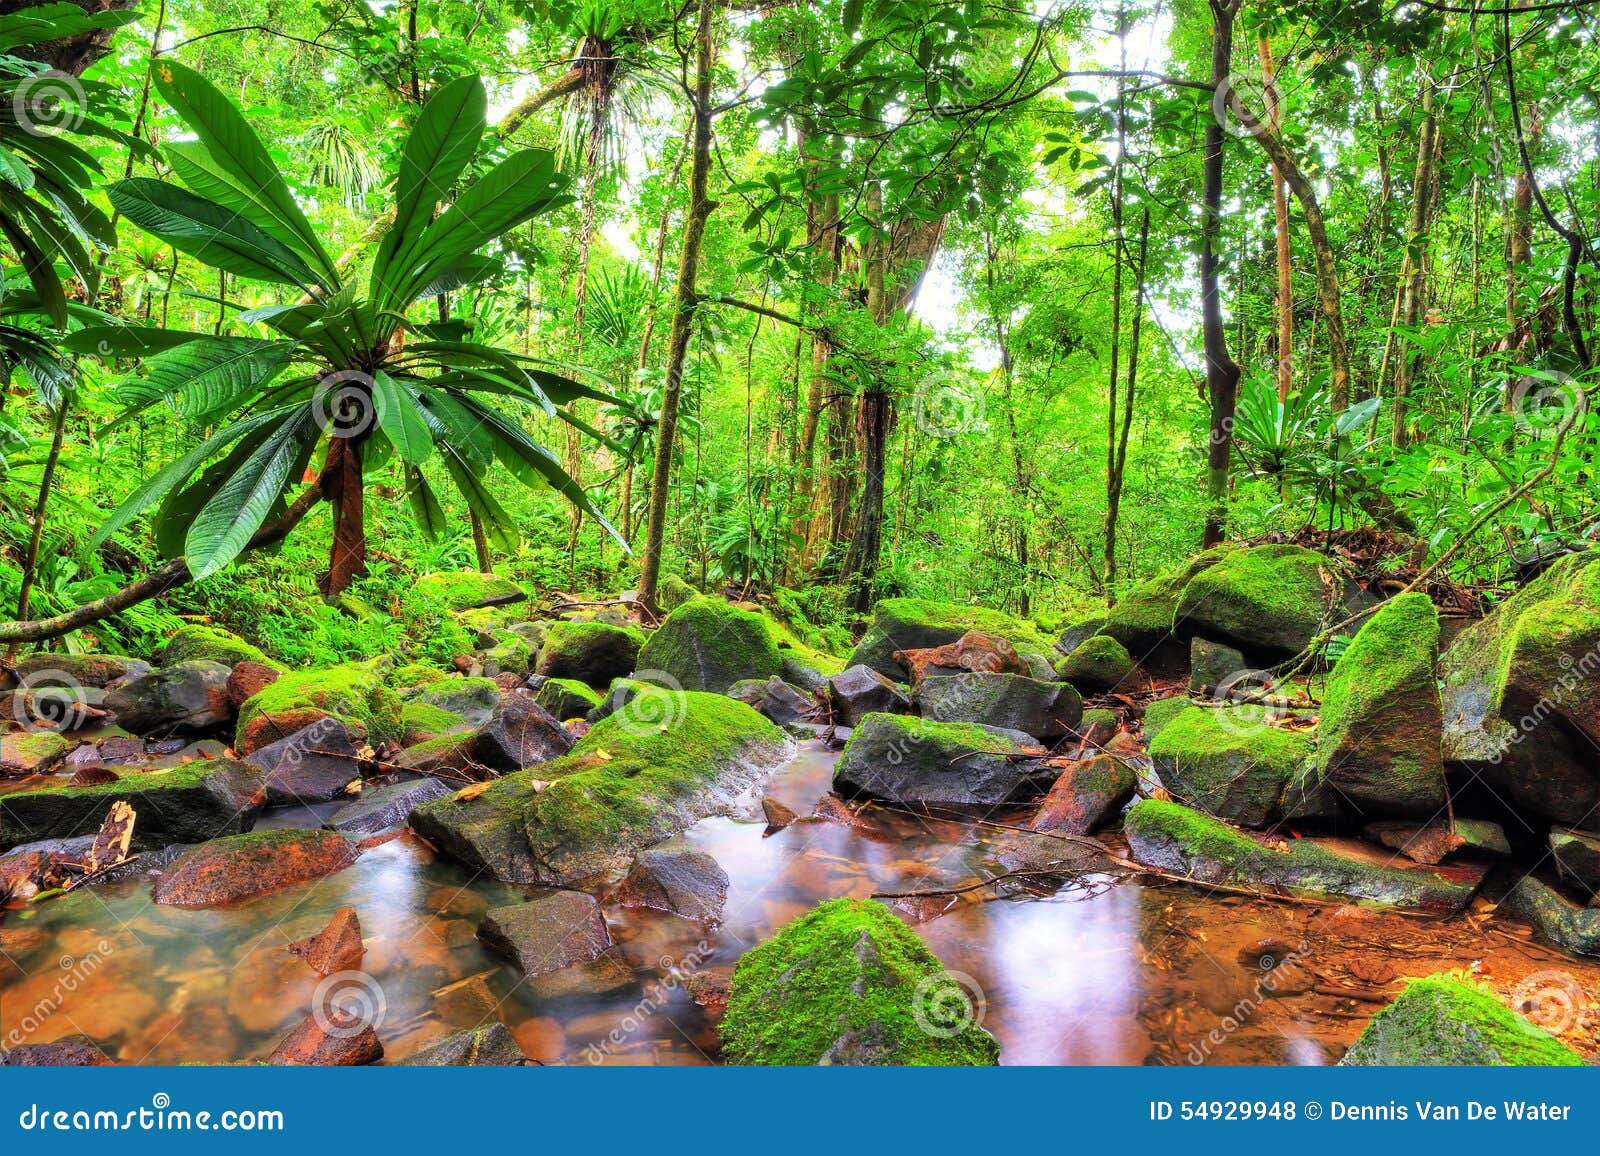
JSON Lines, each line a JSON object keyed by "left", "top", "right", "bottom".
{"left": 159, "top": 624, "right": 276, "bottom": 669}
{"left": 1099, "top": 550, "right": 1227, "bottom": 656}
{"left": 1549, "top": 827, "right": 1600, "bottom": 900}
{"left": 845, "top": 599, "right": 1055, "bottom": 682}
{"left": 104, "top": 660, "right": 233, "bottom": 733}
{"left": 1054, "top": 634, "right": 1134, "bottom": 692}
{"left": 721, "top": 898, "right": 999, "bottom": 1065}
{"left": 833, "top": 713, "right": 1050, "bottom": 808}
{"left": 411, "top": 693, "right": 791, "bottom": 886}
{"left": 243, "top": 720, "right": 361, "bottom": 805}
{"left": 535, "top": 622, "right": 645, "bottom": 688}
{"left": 476, "top": 890, "right": 612, "bottom": 976}
{"left": 914, "top": 672, "right": 1081, "bottom": 739}
{"left": 0, "top": 760, "right": 264, "bottom": 851}
{"left": 153, "top": 828, "right": 359, "bottom": 907}
{"left": 1498, "top": 876, "right": 1600, "bottom": 956}
{"left": 532, "top": 677, "right": 603, "bottom": 722}
{"left": 1173, "top": 544, "right": 1337, "bottom": 661}
{"left": 1340, "top": 974, "right": 1584, "bottom": 1066}
{"left": 414, "top": 570, "right": 526, "bottom": 612}
{"left": 635, "top": 598, "right": 782, "bottom": 693}
{"left": 1148, "top": 704, "right": 1312, "bottom": 827}
{"left": 827, "top": 665, "right": 910, "bottom": 727}
{"left": 1440, "top": 553, "right": 1600, "bottom": 828}
{"left": 234, "top": 662, "right": 401, "bottom": 755}
{"left": 1124, "top": 800, "right": 1477, "bottom": 912}
{"left": 1316, "top": 592, "right": 1447, "bottom": 816}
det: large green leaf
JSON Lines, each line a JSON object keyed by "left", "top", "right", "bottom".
{"left": 152, "top": 61, "right": 336, "bottom": 283}
{"left": 371, "top": 75, "right": 487, "bottom": 305}
{"left": 184, "top": 406, "right": 315, "bottom": 579}
{"left": 114, "top": 336, "right": 296, "bottom": 424}
{"left": 64, "top": 325, "right": 212, "bottom": 358}
{"left": 108, "top": 179, "right": 320, "bottom": 288}
{"left": 439, "top": 445, "right": 519, "bottom": 552}
{"left": 371, "top": 370, "right": 433, "bottom": 465}
{"left": 404, "top": 467, "right": 447, "bottom": 542}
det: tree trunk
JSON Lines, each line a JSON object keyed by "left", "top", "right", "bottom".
{"left": 319, "top": 436, "right": 368, "bottom": 596}
{"left": 637, "top": 0, "right": 715, "bottom": 612}
{"left": 1200, "top": 0, "right": 1242, "bottom": 548}
{"left": 1390, "top": 78, "right": 1438, "bottom": 447}
{"left": 1260, "top": 34, "right": 1292, "bottom": 403}
{"left": 8, "top": 395, "right": 71, "bottom": 657}
{"left": 470, "top": 511, "right": 493, "bottom": 573}
{"left": 841, "top": 182, "right": 890, "bottom": 611}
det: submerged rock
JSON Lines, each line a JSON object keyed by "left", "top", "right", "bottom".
{"left": 1125, "top": 800, "right": 1477, "bottom": 911}
{"left": 1498, "top": 876, "right": 1600, "bottom": 956}
{"left": 1148, "top": 705, "right": 1312, "bottom": 827}
{"left": 477, "top": 890, "right": 612, "bottom": 976}
{"left": 1054, "top": 634, "right": 1134, "bottom": 692}
{"left": 244, "top": 719, "right": 361, "bottom": 805}
{"left": 536, "top": 622, "right": 645, "bottom": 688}
{"left": 611, "top": 841, "right": 729, "bottom": 925}
{"left": 0, "top": 1035, "right": 111, "bottom": 1065}
{"left": 412, "top": 693, "right": 790, "bottom": 886}
{"left": 153, "top": 828, "right": 360, "bottom": 907}
{"left": 1340, "top": 974, "right": 1584, "bottom": 1066}
{"left": 845, "top": 598, "right": 1054, "bottom": 682}
{"left": 1440, "top": 553, "right": 1600, "bottom": 827}
{"left": 722, "top": 898, "right": 999, "bottom": 1065}
{"left": 634, "top": 598, "right": 782, "bottom": 693}
{"left": 827, "top": 665, "right": 910, "bottom": 727}
{"left": 1316, "top": 592, "right": 1446, "bottom": 816}
{"left": 105, "top": 660, "right": 233, "bottom": 733}
{"left": 914, "top": 672, "right": 1081, "bottom": 739}
{"left": 326, "top": 777, "right": 451, "bottom": 838}
{"left": 0, "top": 760, "right": 264, "bottom": 851}
{"left": 1173, "top": 544, "right": 1337, "bottom": 661}
{"left": 833, "top": 713, "right": 1050, "bottom": 808}
{"left": 235, "top": 662, "right": 402, "bottom": 755}
{"left": 400, "top": 1023, "right": 526, "bottom": 1066}
{"left": 288, "top": 905, "right": 364, "bottom": 975}
{"left": 1030, "top": 755, "right": 1137, "bottom": 835}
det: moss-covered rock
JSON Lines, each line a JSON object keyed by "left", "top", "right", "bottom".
{"left": 479, "top": 630, "right": 533, "bottom": 674}
{"left": 1148, "top": 706, "right": 1312, "bottom": 827}
{"left": 152, "top": 827, "right": 359, "bottom": 907}
{"left": 635, "top": 598, "right": 782, "bottom": 693}
{"left": 1440, "top": 552, "right": 1600, "bottom": 826}
{"left": 1340, "top": 974, "right": 1584, "bottom": 1065}
{"left": 913, "top": 672, "right": 1081, "bottom": 739}
{"left": 413, "top": 571, "right": 526, "bottom": 612}
{"left": 1549, "top": 827, "right": 1600, "bottom": 899}
{"left": 1031, "top": 754, "right": 1137, "bottom": 835}
{"left": 846, "top": 598, "right": 1056, "bottom": 682}
{"left": 12, "top": 651, "right": 151, "bottom": 688}
{"left": 1124, "top": 800, "right": 1476, "bottom": 911}
{"left": 1317, "top": 592, "right": 1446, "bottom": 816}
{"left": 159, "top": 624, "right": 278, "bottom": 670}
{"left": 1055, "top": 633, "right": 1134, "bottom": 691}
{"left": 533, "top": 677, "right": 603, "bottom": 721}
{"left": 235, "top": 662, "right": 402, "bottom": 754}
{"left": 0, "top": 731, "right": 70, "bottom": 777}
{"left": 834, "top": 713, "right": 1050, "bottom": 807}
{"left": 535, "top": 621, "right": 645, "bottom": 688}
{"left": 1498, "top": 876, "right": 1600, "bottom": 956}
{"left": 1141, "top": 696, "right": 1194, "bottom": 742}
{"left": 105, "top": 660, "right": 234, "bottom": 733}
{"left": 1099, "top": 550, "right": 1228, "bottom": 655}
{"left": 657, "top": 573, "right": 700, "bottom": 612}
{"left": 411, "top": 692, "right": 791, "bottom": 886}
{"left": 400, "top": 700, "right": 472, "bottom": 745}
{"left": 389, "top": 662, "right": 448, "bottom": 689}
{"left": 0, "top": 760, "right": 264, "bottom": 850}
{"left": 722, "top": 898, "right": 1000, "bottom": 1065}
{"left": 1173, "top": 544, "right": 1336, "bottom": 660}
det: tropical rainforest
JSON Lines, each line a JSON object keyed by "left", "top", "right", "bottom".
{"left": 0, "top": 0, "right": 1597, "bottom": 1069}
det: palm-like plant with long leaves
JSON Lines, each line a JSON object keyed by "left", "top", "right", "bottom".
{"left": 73, "top": 63, "right": 625, "bottom": 595}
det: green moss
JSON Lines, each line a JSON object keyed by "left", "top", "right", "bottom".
{"left": 838, "top": 712, "right": 1022, "bottom": 762}
{"left": 1142, "top": 696, "right": 1194, "bottom": 741}
{"left": 1079, "top": 706, "right": 1117, "bottom": 734}
{"left": 390, "top": 662, "right": 448, "bottom": 689}
{"left": 1100, "top": 549, "right": 1230, "bottom": 650}
{"left": 413, "top": 571, "right": 525, "bottom": 613}
{"left": 1126, "top": 798, "right": 1265, "bottom": 862}
{"left": 1317, "top": 592, "right": 1444, "bottom": 813}
{"left": 1055, "top": 633, "right": 1134, "bottom": 689}
{"left": 400, "top": 700, "right": 471, "bottom": 743}
{"left": 1147, "top": 705, "right": 1311, "bottom": 825}
{"left": 1174, "top": 544, "right": 1334, "bottom": 657}
{"left": 0, "top": 731, "right": 70, "bottom": 772}
{"left": 161, "top": 624, "right": 278, "bottom": 669}
{"left": 635, "top": 598, "right": 783, "bottom": 693}
{"left": 657, "top": 573, "right": 700, "bottom": 612}
{"left": 1342, "top": 974, "right": 1584, "bottom": 1066}
{"left": 235, "top": 661, "right": 402, "bottom": 751}
{"left": 722, "top": 898, "right": 1000, "bottom": 1065}
{"left": 481, "top": 630, "right": 533, "bottom": 672}
{"left": 535, "top": 621, "right": 644, "bottom": 686}
{"left": 533, "top": 677, "right": 603, "bottom": 720}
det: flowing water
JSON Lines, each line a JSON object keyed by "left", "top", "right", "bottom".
{"left": 3, "top": 741, "right": 1596, "bottom": 1065}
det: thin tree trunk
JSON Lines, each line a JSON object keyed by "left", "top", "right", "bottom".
{"left": 1106, "top": 209, "right": 1149, "bottom": 593}
{"left": 1260, "top": 34, "right": 1292, "bottom": 403}
{"left": 1200, "top": 0, "right": 1242, "bottom": 548}
{"left": 470, "top": 511, "right": 493, "bottom": 572}
{"left": 638, "top": 0, "right": 715, "bottom": 611}
{"left": 8, "top": 396, "right": 71, "bottom": 657}
{"left": 1390, "top": 78, "right": 1438, "bottom": 446}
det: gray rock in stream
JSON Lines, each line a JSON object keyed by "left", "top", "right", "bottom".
{"left": 329, "top": 777, "right": 453, "bottom": 838}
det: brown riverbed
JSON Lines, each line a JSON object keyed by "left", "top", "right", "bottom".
{"left": 2, "top": 741, "right": 1596, "bottom": 1065}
